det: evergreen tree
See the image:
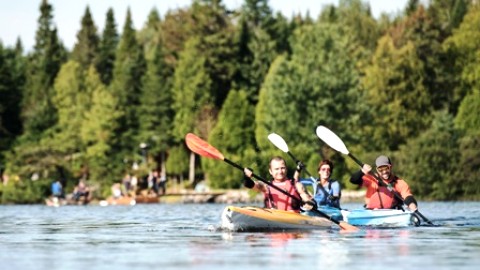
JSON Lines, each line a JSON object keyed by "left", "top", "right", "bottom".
{"left": 362, "top": 35, "right": 431, "bottom": 151}
{"left": 455, "top": 131, "right": 480, "bottom": 199}
{"left": 337, "top": 0, "right": 380, "bottom": 53}
{"left": 172, "top": 37, "right": 213, "bottom": 183}
{"left": 443, "top": 3, "right": 480, "bottom": 113}
{"left": 454, "top": 89, "right": 480, "bottom": 135}
{"left": 138, "top": 8, "right": 162, "bottom": 62}
{"left": 160, "top": 8, "right": 193, "bottom": 67}
{"left": 406, "top": 0, "right": 420, "bottom": 15}
{"left": 232, "top": 0, "right": 286, "bottom": 104}
{"left": 188, "top": 0, "right": 237, "bottom": 108}
{"left": 138, "top": 42, "right": 174, "bottom": 172}
{"left": 71, "top": 6, "right": 100, "bottom": 69}
{"left": 81, "top": 66, "right": 122, "bottom": 187}
{"left": 97, "top": 8, "right": 118, "bottom": 85}
{"left": 396, "top": 110, "right": 461, "bottom": 200}
{"left": 172, "top": 37, "right": 213, "bottom": 140}
{"left": 0, "top": 42, "right": 25, "bottom": 157}
{"left": 256, "top": 22, "right": 362, "bottom": 159}
{"left": 165, "top": 145, "right": 189, "bottom": 184}
{"left": 206, "top": 90, "right": 255, "bottom": 188}
{"left": 109, "top": 8, "right": 146, "bottom": 162}
{"left": 50, "top": 60, "right": 85, "bottom": 154}
{"left": 22, "top": 0, "right": 66, "bottom": 138}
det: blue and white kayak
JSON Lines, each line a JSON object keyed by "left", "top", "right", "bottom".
{"left": 341, "top": 209, "right": 418, "bottom": 227}
{"left": 221, "top": 206, "right": 335, "bottom": 231}
{"left": 302, "top": 205, "right": 343, "bottom": 221}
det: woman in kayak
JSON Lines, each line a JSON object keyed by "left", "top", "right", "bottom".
{"left": 294, "top": 159, "right": 341, "bottom": 209}
{"left": 350, "top": 155, "right": 418, "bottom": 212}
{"left": 243, "top": 156, "right": 314, "bottom": 212}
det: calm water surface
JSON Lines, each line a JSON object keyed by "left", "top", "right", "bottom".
{"left": 1, "top": 202, "right": 479, "bottom": 270}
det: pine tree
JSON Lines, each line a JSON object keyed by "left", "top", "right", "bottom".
{"left": 22, "top": 0, "right": 66, "bottom": 138}
{"left": 0, "top": 41, "right": 25, "bottom": 155}
{"left": 362, "top": 35, "right": 431, "bottom": 151}
{"left": 172, "top": 37, "right": 213, "bottom": 183}
{"left": 81, "top": 66, "right": 122, "bottom": 186}
{"left": 206, "top": 90, "right": 255, "bottom": 188}
{"left": 138, "top": 42, "right": 174, "bottom": 172}
{"left": 96, "top": 8, "right": 118, "bottom": 85}
{"left": 109, "top": 8, "right": 146, "bottom": 161}
{"left": 71, "top": 6, "right": 100, "bottom": 70}
{"left": 138, "top": 8, "right": 162, "bottom": 62}
{"left": 50, "top": 60, "right": 86, "bottom": 153}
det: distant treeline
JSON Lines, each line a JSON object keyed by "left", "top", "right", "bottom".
{"left": 0, "top": 0, "right": 479, "bottom": 203}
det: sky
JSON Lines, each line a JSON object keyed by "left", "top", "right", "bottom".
{"left": 0, "top": 0, "right": 409, "bottom": 52}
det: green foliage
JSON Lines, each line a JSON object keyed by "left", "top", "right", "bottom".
{"left": 0, "top": 43, "right": 24, "bottom": 160}
{"left": 81, "top": 66, "right": 122, "bottom": 185}
{"left": 137, "top": 8, "right": 162, "bottom": 62}
{"left": 166, "top": 145, "right": 189, "bottom": 176}
{"left": 362, "top": 35, "right": 431, "bottom": 150}
{"left": 50, "top": 60, "right": 86, "bottom": 153}
{"left": 71, "top": 6, "right": 100, "bottom": 69}
{"left": 455, "top": 132, "right": 480, "bottom": 199}
{"left": 96, "top": 8, "right": 118, "bottom": 85}
{"left": 256, "top": 22, "right": 362, "bottom": 164}
{"left": 396, "top": 110, "right": 461, "bottom": 200}
{"left": 172, "top": 37, "right": 213, "bottom": 140}
{"left": 109, "top": 8, "right": 146, "bottom": 160}
{"left": 22, "top": 0, "right": 67, "bottom": 138}
{"left": 443, "top": 3, "right": 480, "bottom": 111}
{"left": 454, "top": 88, "right": 480, "bottom": 135}
{"left": 0, "top": 178, "right": 50, "bottom": 204}
{"left": 206, "top": 90, "right": 256, "bottom": 188}
{"left": 138, "top": 44, "right": 174, "bottom": 154}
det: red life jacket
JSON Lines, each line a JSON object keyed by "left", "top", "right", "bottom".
{"left": 264, "top": 179, "right": 301, "bottom": 211}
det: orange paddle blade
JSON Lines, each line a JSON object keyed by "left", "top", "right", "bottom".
{"left": 185, "top": 133, "right": 225, "bottom": 160}
{"left": 339, "top": 221, "right": 359, "bottom": 232}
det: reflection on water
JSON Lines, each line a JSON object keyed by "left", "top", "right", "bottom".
{"left": 0, "top": 202, "right": 479, "bottom": 270}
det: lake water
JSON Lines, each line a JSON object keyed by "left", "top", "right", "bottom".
{"left": 1, "top": 201, "right": 479, "bottom": 270}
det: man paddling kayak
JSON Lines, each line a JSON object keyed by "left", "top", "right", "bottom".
{"left": 350, "top": 155, "right": 419, "bottom": 212}
{"left": 243, "top": 156, "right": 315, "bottom": 212}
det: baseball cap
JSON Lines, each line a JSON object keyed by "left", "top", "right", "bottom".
{"left": 375, "top": 155, "right": 391, "bottom": 167}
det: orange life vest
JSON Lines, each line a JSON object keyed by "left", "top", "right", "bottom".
{"left": 362, "top": 174, "right": 412, "bottom": 209}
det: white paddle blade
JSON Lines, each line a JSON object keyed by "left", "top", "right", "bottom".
{"left": 315, "top": 126, "right": 350, "bottom": 155}
{"left": 267, "top": 133, "right": 289, "bottom": 153}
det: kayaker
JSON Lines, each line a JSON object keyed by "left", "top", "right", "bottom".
{"left": 243, "top": 156, "right": 315, "bottom": 212}
{"left": 350, "top": 155, "right": 419, "bottom": 212}
{"left": 294, "top": 159, "right": 342, "bottom": 209}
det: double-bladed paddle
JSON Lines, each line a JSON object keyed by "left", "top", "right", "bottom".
{"left": 315, "top": 125, "right": 434, "bottom": 226}
{"left": 185, "top": 133, "right": 358, "bottom": 231}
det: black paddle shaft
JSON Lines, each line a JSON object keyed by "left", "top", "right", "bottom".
{"left": 222, "top": 157, "right": 343, "bottom": 225}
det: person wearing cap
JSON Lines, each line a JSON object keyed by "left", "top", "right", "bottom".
{"left": 349, "top": 155, "right": 418, "bottom": 212}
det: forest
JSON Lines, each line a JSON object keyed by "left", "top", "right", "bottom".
{"left": 0, "top": 0, "right": 479, "bottom": 203}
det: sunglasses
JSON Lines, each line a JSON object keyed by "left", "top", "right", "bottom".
{"left": 377, "top": 166, "right": 391, "bottom": 173}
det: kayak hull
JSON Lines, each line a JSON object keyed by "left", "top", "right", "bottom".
{"left": 221, "top": 205, "right": 335, "bottom": 231}
{"left": 341, "top": 209, "right": 415, "bottom": 227}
